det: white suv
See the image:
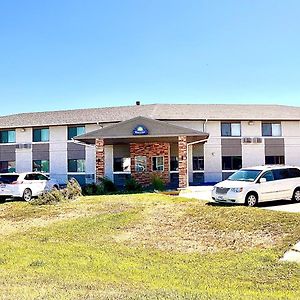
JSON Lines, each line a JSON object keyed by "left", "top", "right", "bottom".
{"left": 0, "top": 172, "right": 59, "bottom": 202}
{"left": 212, "top": 165, "right": 300, "bottom": 206}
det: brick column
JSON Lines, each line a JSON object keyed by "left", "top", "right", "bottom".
{"left": 95, "top": 138, "right": 105, "bottom": 182}
{"left": 178, "top": 136, "right": 188, "bottom": 188}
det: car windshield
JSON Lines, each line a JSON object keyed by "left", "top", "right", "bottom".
{"left": 228, "top": 169, "right": 262, "bottom": 182}
{"left": 0, "top": 175, "right": 19, "bottom": 184}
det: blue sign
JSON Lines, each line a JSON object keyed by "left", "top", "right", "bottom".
{"left": 133, "top": 125, "right": 149, "bottom": 135}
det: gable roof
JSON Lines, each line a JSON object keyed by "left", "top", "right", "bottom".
{"left": 74, "top": 116, "right": 209, "bottom": 144}
{"left": 0, "top": 103, "right": 300, "bottom": 129}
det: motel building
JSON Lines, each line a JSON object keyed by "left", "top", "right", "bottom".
{"left": 0, "top": 103, "right": 300, "bottom": 189}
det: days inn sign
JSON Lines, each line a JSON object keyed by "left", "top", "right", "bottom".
{"left": 132, "top": 125, "right": 149, "bottom": 135}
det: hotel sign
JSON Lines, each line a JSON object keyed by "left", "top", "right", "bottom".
{"left": 133, "top": 125, "right": 149, "bottom": 135}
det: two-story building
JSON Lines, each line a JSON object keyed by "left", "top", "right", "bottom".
{"left": 0, "top": 103, "right": 299, "bottom": 188}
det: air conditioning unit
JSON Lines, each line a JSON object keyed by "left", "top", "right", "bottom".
{"left": 242, "top": 137, "right": 252, "bottom": 144}
{"left": 252, "top": 137, "right": 262, "bottom": 144}
{"left": 16, "top": 143, "right": 32, "bottom": 149}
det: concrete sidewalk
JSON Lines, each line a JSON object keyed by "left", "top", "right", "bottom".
{"left": 280, "top": 241, "right": 300, "bottom": 264}
{"left": 179, "top": 186, "right": 213, "bottom": 201}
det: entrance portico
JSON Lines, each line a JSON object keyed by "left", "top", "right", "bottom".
{"left": 75, "top": 116, "right": 209, "bottom": 188}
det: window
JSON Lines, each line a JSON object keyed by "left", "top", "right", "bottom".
{"left": 68, "top": 126, "right": 85, "bottom": 140}
{"left": 68, "top": 159, "right": 85, "bottom": 172}
{"left": 33, "top": 128, "right": 49, "bottom": 142}
{"left": 0, "top": 130, "right": 16, "bottom": 143}
{"left": 193, "top": 156, "right": 204, "bottom": 170}
{"left": 222, "top": 156, "right": 242, "bottom": 170}
{"left": 170, "top": 156, "right": 178, "bottom": 171}
{"left": 272, "top": 168, "right": 289, "bottom": 180}
{"left": 113, "top": 157, "right": 131, "bottom": 172}
{"left": 289, "top": 168, "right": 300, "bottom": 178}
{"left": 33, "top": 160, "right": 49, "bottom": 172}
{"left": 152, "top": 156, "right": 164, "bottom": 171}
{"left": 0, "top": 161, "right": 15, "bottom": 173}
{"left": 262, "top": 123, "right": 281, "bottom": 136}
{"left": 135, "top": 156, "right": 147, "bottom": 172}
{"left": 221, "top": 123, "right": 241, "bottom": 137}
{"left": 265, "top": 156, "right": 285, "bottom": 165}
{"left": 260, "top": 170, "right": 274, "bottom": 182}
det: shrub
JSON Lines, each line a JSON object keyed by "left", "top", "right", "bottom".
{"left": 151, "top": 175, "right": 165, "bottom": 191}
{"left": 124, "top": 177, "right": 143, "bottom": 193}
{"left": 31, "top": 178, "right": 82, "bottom": 205}
{"left": 82, "top": 177, "right": 117, "bottom": 195}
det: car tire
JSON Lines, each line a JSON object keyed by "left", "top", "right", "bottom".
{"left": 245, "top": 193, "right": 258, "bottom": 207}
{"left": 292, "top": 188, "right": 300, "bottom": 202}
{"left": 0, "top": 196, "right": 6, "bottom": 203}
{"left": 22, "top": 188, "right": 32, "bottom": 202}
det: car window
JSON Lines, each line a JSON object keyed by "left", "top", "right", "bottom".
{"left": 36, "top": 174, "right": 48, "bottom": 180}
{"left": 0, "top": 175, "right": 19, "bottom": 183}
{"left": 261, "top": 171, "right": 274, "bottom": 182}
{"left": 272, "top": 169, "right": 289, "bottom": 181}
{"left": 24, "top": 174, "right": 35, "bottom": 180}
{"left": 288, "top": 168, "right": 300, "bottom": 178}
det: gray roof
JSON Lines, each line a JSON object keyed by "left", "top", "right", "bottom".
{"left": 75, "top": 116, "right": 209, "bottom": 144}
{"left": 0, "top": 103, "right": 300, "bottom": 129}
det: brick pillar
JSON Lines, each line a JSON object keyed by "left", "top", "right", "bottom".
{"left": 96, "top": 138, "right": 105, "bottom": 182}
{"left": 178, "top": 136, "right": 187, "bottom": 188}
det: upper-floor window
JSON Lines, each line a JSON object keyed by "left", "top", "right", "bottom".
{"left": 262, "top": 123, "right": 281, "bottom": 136}
{"left": 221, "top": 123, "right": 241, "bottom": 137}
{"left": 68, "top": 126, "right": 85, "bottom": 140}
{"left": 33, "top": 128, "right": 49, "bottom": 142}
{"left": 0, "top": 130, "right": 16, "bottom": 143}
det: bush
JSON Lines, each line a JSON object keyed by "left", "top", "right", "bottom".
{"left": 124, "top": 177, "right": 143, "bottom": 193}
{"left": 151, "top": 175, "right": 165, "bottom": 191}
{"left": 82, "top": 177, "right": 117, "bottom": 195}
{"left": 31, "top": 178, "right": 82, "bottom": 205}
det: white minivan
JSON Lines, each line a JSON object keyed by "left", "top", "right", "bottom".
{"left": 0, "top": 172, "right": 59, "bottom": 202}
{"left": 212, "top": 165, "right": 300, "bottom": 206}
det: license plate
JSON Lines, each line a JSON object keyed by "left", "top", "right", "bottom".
{"left": 217, "top": 195, "right": 224, "bottom": 201}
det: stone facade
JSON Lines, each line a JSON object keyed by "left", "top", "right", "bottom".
{"left": 130, "top": 142, "right": 170, "bottom": 186}
{"left": 178, "top": 136, "right": 187, "bottom": 188}
{"left": 95, "top": 138, "right": 105, "bottom": 181}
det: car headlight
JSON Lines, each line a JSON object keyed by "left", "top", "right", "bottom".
{"left": 230, "top": 187, "right": 243, "bottom": 193}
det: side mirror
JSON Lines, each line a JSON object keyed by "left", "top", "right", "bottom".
{"left": 259, "top": 178, "right": 267, "bottom": 183}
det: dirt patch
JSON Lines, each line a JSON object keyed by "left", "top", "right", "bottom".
{"left": 115, "top": 202, "right": 278, "bottom": 253}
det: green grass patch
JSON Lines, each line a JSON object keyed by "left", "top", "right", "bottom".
{"left": 0, "top": 194, "right": 299, "bottom": 299}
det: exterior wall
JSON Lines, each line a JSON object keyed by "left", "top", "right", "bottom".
{"left": 130, "top": 142, "right": 170, "bottom": 186}
{"left": 16, "top": 128, "right": 32, "bottom": 172}
{"left": 241, "top": 121, "right": 265, "bottom": 167}
{"left": 49, "top": 126, "right": 68, "bottom": 183}
{"left": 204, "top": 121, "right": 222, "bottom": 182}
{"left": 282, "top": 121, "right": 300, "bottom": 166}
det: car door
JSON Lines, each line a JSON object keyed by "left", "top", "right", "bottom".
{"left": 271, "top": 169, "right": 291, "bottom": 200}
{"left": 35, "top": 173, "right": 48, "bottom": 195}
{"left": 258, "top": 170, "right": 277, "bottom": 201}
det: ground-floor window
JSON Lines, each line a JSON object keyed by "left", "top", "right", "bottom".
{"left": 222, "top": 156, "right": 242, "bottom": 170}
{"left": 68, "top": 159, "right": 85, "bottom": 172}
{"left": 135, "top": 156, "right": 147, "bottom": 172}
{"left": 265, "top": 156, "right": 285, "bottom": 165}
{"left": 193, "top": 156, "right": 204, "bottom": 170}
{"left": 113, "top": 157, "right": 131, "bottom": 172}
{"left": 152, "top": 156, "right": 164, "bottom": 172}
{"left": 170, "top": 156, "right": 178, "bottom": 171}
{"left": 0, "top": 161, "right": 15, "bottom": 173}
{"left": 33, "top": 160, "right": 49, "bottom": 172}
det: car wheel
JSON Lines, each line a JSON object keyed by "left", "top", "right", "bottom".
{"left": 0, "top": 196, "right": 6, "bottom": 203}
{"left": 292, "top": 188, "right": 300, "bottom": 202}
{"left": 245, "top": 193, "right": 258, "bottom": 207}
{"left": 23, "top": 188, "right": 32, "bottom": 202}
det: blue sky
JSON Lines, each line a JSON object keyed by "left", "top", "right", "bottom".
{"left": 0, "top": 0, "right": 300, "bottom": 115}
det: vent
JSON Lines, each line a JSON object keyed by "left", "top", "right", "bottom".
{"left": 252, "top": 137, "right": 262, "bottom": 144}
{"left": 242, "top": 137, "right": 252, "bottom": 144}
{"left": 16, "top": 143, "right": 32, "bottom": 149}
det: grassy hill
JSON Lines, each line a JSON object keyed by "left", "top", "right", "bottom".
{"left": 0, "top": 194, "right": 299, "bottom": 299}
